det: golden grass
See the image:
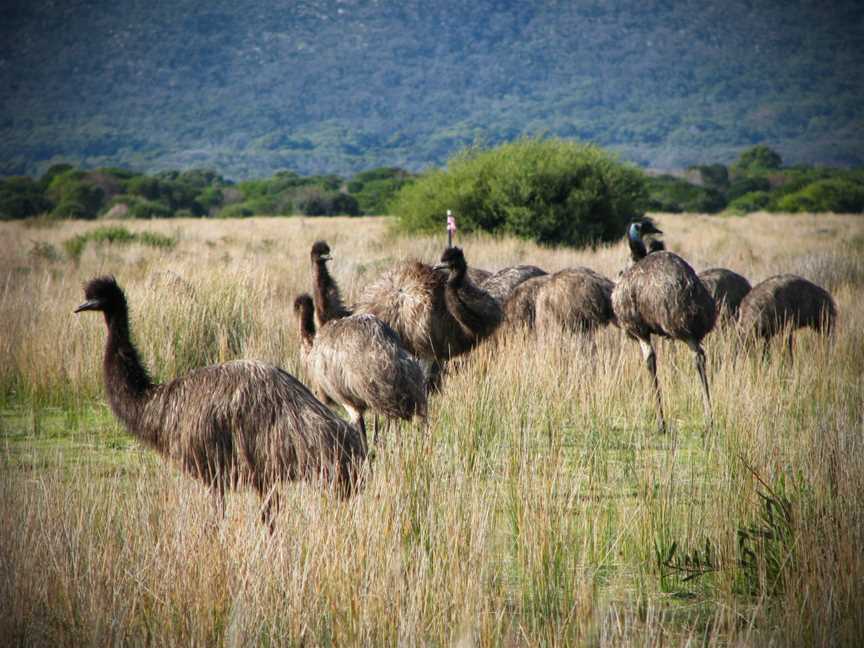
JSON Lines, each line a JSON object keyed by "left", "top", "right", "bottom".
{"left": 1, "top": 212, "right": 863, "bottom": 646}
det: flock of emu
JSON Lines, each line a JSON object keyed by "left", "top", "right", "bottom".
{"left": 75, "top": 220, "right": 837, "bottom": 528}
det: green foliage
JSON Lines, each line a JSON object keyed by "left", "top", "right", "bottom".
{"left": 728, "top": 191, "right": 772, "bottom": 214}
{"left": 63, "top": 226, "right": 176, "bottom": 261}
{"left": 734, "top": 145, "right": 783, "bottom": 172}
{"left": 646, "top": 174, "right": 726, "bottom": 213}
{"left": 772, "top": 178, "right": 864, "bottom": 214}
{"left": 689, "top": 164, "right": 730, "bottom": 191}
{"left": 727, "top": 175, "right": 771, "bottom": 202}
{"left": 347, "top": 167, "right": 414, "bottom": 214}
{"left": 46, "top": 170, "right": 105, "bottom": 219}
{"left": 0, "top": 176, "right": 52, "bottom": 219}
{"left": 393, "top": 138, "right": 647, "bottom": 247}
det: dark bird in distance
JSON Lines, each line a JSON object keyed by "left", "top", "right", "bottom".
{"left": 612, "top": 221, "right": 717, "bottom": 432}
{"left": 698, "top": 268, "right": 751, "bottom": 321}
{"left": 737, "top": 274, "right": 836, "bottom": 358}
{"left": 310, "top": 241, "right": 352, "bottom": 328}
{"left": 293, "top": 293, "right": 427, "bottom": 446}
{"left": 75, "top": 276, "right": 366, "bottom": 529}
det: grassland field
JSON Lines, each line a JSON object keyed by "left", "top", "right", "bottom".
{"left": 1, "top": 212, "right": 863, "bottom": 646}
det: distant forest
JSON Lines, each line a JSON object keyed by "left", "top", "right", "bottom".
{"left": 3, "top": 145, "right": 863, "bottom": 222}
{"left": 2, "top": 1, "right": 863, "bottom": 178}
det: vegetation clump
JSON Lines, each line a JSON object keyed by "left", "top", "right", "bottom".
{"left": 63, "top": 226, "right": 176, "bottom": 262}
{"left": 392, "top": 138, "right": 647, "bottom": 247}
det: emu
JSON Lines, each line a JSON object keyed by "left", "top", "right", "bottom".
{"left": 612, "top": 221, "right": 717, "bottom": 432}
{"left": 737, "top": 274, "right": 836, "bottom": 359}
{"left": 310, "top": 241, "right": 351, "bottom": 328}
{"left": 293, "top": 294, "right": 427, "bottom": 446}
{"left": 699, "top": 268, "right": 751, "bottom": 321}
{"left": 534, "top": 268, "right": 616, "bottom": 335}
{"left": 74, "top": 276, "right": 366, "bottom": 529}
{"left": 433, "top": 247, "right": 503, "bottom": 343}
{"left": 353, "top": 249, "right": 501, "bottom": 388}
{"left": 503, "top": 274, "right": 552, "bottom": 329}
{"left": 480, "top": 265, "right": 548, "bottom": 302}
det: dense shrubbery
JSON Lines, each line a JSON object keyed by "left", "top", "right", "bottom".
{"left": 0, "top": 164, "right": 412, "bottom": 219}
{"left": 392, "top": 139, "right": 647, "bottom": 247}
{"left": 2, "top": 144, "right": 863, "bottom": 222}
{"left": 643, "top": 146, "right": 864, "bottom": 215}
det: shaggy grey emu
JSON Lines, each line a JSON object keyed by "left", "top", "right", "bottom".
{"left": 75, "top": 276, "right": 366, "bottom": 529}
{"left": 699, "top": 268, "right": 751, "bottom": 321}
{"left": 293, "top": 294, "right": 427, "bottom": 445}
{"left": 480, "top": 265, "right": 548, "bottom": 302}
{"left": 737, "top": 274, "right": 836, "bottom": 358}
{"left": 612, "top": 221, "right": 717, "bottom": 432}
{"left": 310, "top": 240, "right": 351, "bottom": 328}
{"left": 467, "top": 266, "right": 492, "bottom": 284}
{"left": 534, "top": 268, "right": 616, "bottom": 335}
{"left": 353, "top": 251, "right": 501, "bottom": 389}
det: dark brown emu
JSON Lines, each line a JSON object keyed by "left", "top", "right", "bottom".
{"left": 480, "top": 265, "right": 548, "bottom": 303}
{"left": 612, "top": 221, "right": 717, "bottom": 432}
{"left": 433, "top": 247, "right": 504, "bottom": 344}
{"left": 293, "top": 294, "right": 427, "bottom": 446}
{"left": 75, "top": 276, "right": 366, "bottom": 529}
{"left": 699, "top": 268, "right": 751, "bottom": 321}
{"left": 310, "top": 241, "right": 352, "bottom": 328}
{"left": 737, "top": 274, "right": 836, "bottom": 358}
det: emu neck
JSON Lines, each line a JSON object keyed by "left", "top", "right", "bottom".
{"left": 628, "top": 234, "right": 648, "bottom": 263}
{"left": 312, "top": 260, "right": 343, "bottom": 325}
{"left": 444, "top": 279, "right": 492, "bottom": 339}
{"left": 446, "top": 263, "right": 467, "bottom": 289}
{"left": 102, "top": 307, "right": 156, "bottom": 443}
{"left": 297, "top": 303, "right": 316, "bottom": 351}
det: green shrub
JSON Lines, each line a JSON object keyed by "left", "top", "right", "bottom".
{"left": 733, "top": 145, "right": 783, "bottom": 172}
{"left": 646, "top": 174, "right": 726, "bottom": 214}
{"left": 392, "top": 138, "right": 647, "bottom": 247}
{"left": 46, "top": 170, "right": 105, "bottom": 218}
{"left": 217, "top": 203, "right": 255, "bottom": 218}
{"left": 772, "top": 178, "right": 864, "bottom": 213}
{"left": 0, "top": 176, "right": 52, "bottom": 219}
{"left": 727, "top": 175, "right": 771, "bottom": 202}
{"left": 728, "top": 191, "right": 772, "bottom": 213}
{"left": 689, "top": 163, "right": 729, "bottom": 191}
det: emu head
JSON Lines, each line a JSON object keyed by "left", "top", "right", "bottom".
{"left": 293, "top": 293, "right": 314, "bottom": 317}
{"left": 74, "top": 275, "right": 126, "bottom": 315}
{"left": 311, "top": 241, "right": 332, "bottom": 263}
{"left": 628, "top": 220, "right": 663, "bottom": 242}
{"left": 433, "top": 247, "right": 468, "bottom": 275}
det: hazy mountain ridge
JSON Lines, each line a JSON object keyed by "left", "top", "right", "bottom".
{"left": 2, "top": 0, "right": 863, "bottom": 178}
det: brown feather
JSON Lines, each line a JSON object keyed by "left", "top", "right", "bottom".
{"left": 699, "top": 268, "right": 751, "bottom": 321}
{"left": 738, "top": 274, "right": 836, "bottom": 341}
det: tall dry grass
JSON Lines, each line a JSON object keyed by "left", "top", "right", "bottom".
{"left": 1, "top": 213, "right": 863, "bottom": 646}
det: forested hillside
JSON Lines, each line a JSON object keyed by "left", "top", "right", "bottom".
{"left": 2, "top": 0, "right": 863, "bottom": 178}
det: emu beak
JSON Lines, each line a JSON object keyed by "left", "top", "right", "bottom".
{"left": 432, "top": 263, "right": 448, "bottom": 271}
{"left": 643, "top": 222, "right": 663, "bottom": 235}
{"left": 74, "top": 299, "right": 100, "bottom": 313}
{"left": 319, "top": 253, "right": 332, "bottom": 261}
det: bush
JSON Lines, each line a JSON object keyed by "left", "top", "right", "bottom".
{"left": 392, "top": 138, "right": 647, "bottom": 247}
{"left": 772, "top": 178, "right": 864, "bottom": 213}
{"left": 0, "top": 176, "right": 52, "bottom": 219}
{"left": 734, "top": 145, "right": 783, "bottom": 172}
{"left": 727, "top": 175, "right": 771, "bottom": 202}
{"left": 727, "top": 191, "right": 772, "bottom": 214}
{"left": 295, "top": 187, "right": 361, "bottom": 216}
{"left": 46, "top": 170, "right": 105, "bottom": 218}
{"left": 645, "top": 174, "right": 727, "bottom": 214}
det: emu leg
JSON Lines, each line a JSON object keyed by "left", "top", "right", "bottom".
{"left": 638, "top": 337, "right": 665, "bottom": 433}
{"left": 687, "top": 339, "right": 713, "bottom": 428}
{"left": 786, "top": 334, "right": 795, "bottom": 363}
{"left": 373, "top": 413, "right": 379, "bottom": 447}
{"left": 260, "top": 488, "right": 281, "bottom": 535}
